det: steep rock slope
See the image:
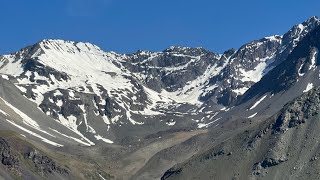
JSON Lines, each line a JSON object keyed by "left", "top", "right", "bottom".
{"left": 162, "top": 87, "right": 320, "bottom": 180}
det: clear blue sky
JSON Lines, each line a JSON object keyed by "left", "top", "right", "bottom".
{"left": 1, "top": 0, "right": 320, "bottom": 54}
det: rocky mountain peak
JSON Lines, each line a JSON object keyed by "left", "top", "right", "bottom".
{"left": 304, "top": 15, "right": 319, "bottom": 26}
{"left": 37, "top": 39, "right": 103, "bottom": 55}
{"left": 280, "top": 16, "right": 320, "bottom": 51}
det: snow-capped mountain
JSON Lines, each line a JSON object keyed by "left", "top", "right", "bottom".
{"left": 0, "top": 16, "right": 319, "bottom": 148}
{"left": 0, "top": 16, "right": 320, "bottom": 180}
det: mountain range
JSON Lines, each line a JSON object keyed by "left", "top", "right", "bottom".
{"left": 0, "top": 16, "right": 320, "bottom": 180}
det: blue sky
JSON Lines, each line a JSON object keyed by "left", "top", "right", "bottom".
{"left": 1, "top": 0, "right": 320, "bottom": 54}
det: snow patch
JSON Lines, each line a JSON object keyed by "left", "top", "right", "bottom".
{"left": 102, "top": 116, "right": 110, "bottom": 125}
{"left": 303, "top": 83, "right": 313, "bottom": 93}
{"left": 166, "top": 120, "right": 176, "bottom": 126}
{"left": 111, "top": 115, "right": 121, "bottom": 124}
{"left": 53, "top": 90, "right": 63, "bottom": 96}
{"left": 298, "top": 63, "right": 305, "bottom": 76}
{"left": 56, "top": 99, "right": 63, "bottom": 107}
{"left": 265, "top": 35, "right": 281, "bottom": 42}
{"left": 94, "top": 135, "right": 113, "bottom": 144}
{"left": 57, "top": 115, "right": 95, "bottom": 146}
{"left": 198, "top": 117, "right": 221, "bottom": 128}
{"left": 309, "top": 48, "right": 318, "bottom": 70}
{"left": 1, "top": 75, "right": 9, "bottom": 80}
{"left": 158, "top": 59, "right": 227, "bottom": 105}
{"left": 249, "top": 95, "right": 267, "bottom": 110}
{"left": 240, "top": 62, "right": 267, "bottom": 82}
{"left": 248, "top": 113, "right": 258, "bottom": 118}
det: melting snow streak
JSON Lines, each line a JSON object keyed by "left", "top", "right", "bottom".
{"left": 6, "top": 119, "right": 63, "bottom": 147}
{"left": 249, "top": 95, "right": 267, "bottom": 110}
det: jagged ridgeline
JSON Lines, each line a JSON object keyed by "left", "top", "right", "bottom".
{"left": 0, "top": 16, "right": 319, "bottom": 179}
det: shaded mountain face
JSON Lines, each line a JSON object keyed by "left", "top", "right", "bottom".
{"left": 239, "top": 21, "right": 320, "bottom": 104}
{"left": 0, "top": 16, "right": 319, "bottom": 180}
{"left": 162, "top": 87, "right": 320, "bottom": 180}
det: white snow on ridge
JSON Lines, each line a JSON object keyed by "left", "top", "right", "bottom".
{"left": 6, "top": 119, "right": 63, "bottom": 147}
{"left": 1, "top": 40, "right": 229, "bottom": 120}
{"left": 265, "top": 35, "right": 281, "bottom": 42}
{"left": 36, "top": 40, "right": 129, "bottom": 92}
{"left": 2, "top": 40, "right": 135, "bottom": 101}
{"left": 0, "top": 39, "right": 281, "bottom": 144}
{"left": 303, "top": 83, "right": 314, "bottom": 93}
{"left": 2, "top": 39, "right": 166, "bottom": 126}
{"left": 249, "top": 95, "right": 267, "bottom": 110}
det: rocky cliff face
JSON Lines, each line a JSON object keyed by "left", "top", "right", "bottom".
{"left": 0, "top": 136, "right": 70, "bottom": 180}
{"left": 0, "top": 138, "right": 19, "bottom": 169}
